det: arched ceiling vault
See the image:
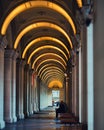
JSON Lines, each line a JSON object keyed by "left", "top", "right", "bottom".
{"left": 35, "top": 58, "right": 66, "bottom": 72}
{"left": 39, "top": 66, "right": 64, "bottom": 78}
{"left": 0, "top": 0, "right": 83, "bottom": 88}
{"left": 38, "top": 63, "right": 66, "bottom": 77}
{"left": 0, "top": 1, "right": 77, "bottom": 35}
{"left": 41, "top": 69, "right": 64, "bottom": 81}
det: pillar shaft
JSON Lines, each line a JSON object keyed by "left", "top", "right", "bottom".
{"left": 72, "top": 53, "right": 79, "bottom": 116}
{"left": 24, "top": 64, "right": 29, "bottom": 117}
{"left": 79, "top": 25, "right": 87, "bottom": 123}
{"left": 94, "top": 1, "right": 104, "bottom": 129}
{"left": 0, "top": 43, "right": 5, "bottom": 129}
{"left": 28, "top": 69, "right": 34, "bottom": 115}
{"left": 12, "top": 51, "right": 18, "bottom": 122}
{"left": 4, "top": 49, "right": 17, "bottom": 123}
{"left": 65, "top": 76, "right": 70, "bottom": 110}
{"left": 16, "top": 59, "right": 25, "bottom": 119}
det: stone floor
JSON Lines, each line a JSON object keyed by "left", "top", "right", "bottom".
{"left": 2, "top": 107, "right": 83, "bottom": 130}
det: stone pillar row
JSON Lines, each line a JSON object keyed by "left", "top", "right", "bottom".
{"left": 0, "top": 37, "right": 37, "bottom": 128}
{"left": 16, "top": 60, "right": 35, "bottom": 119}
{"left": 4, "top": 52, "right": 36, "bottom": 121}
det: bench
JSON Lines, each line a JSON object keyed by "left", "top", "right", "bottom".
{"left": 58, "top": 113, "right": 79, "bottom": 124}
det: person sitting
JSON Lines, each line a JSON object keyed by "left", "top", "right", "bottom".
{"left": 55, "top": 100, "right": 68, "bottom": 119}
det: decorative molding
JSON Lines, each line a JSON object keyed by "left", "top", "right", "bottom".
{"left": 17, "top": 58, "right": 26, "bottom": 67}
{"left": 0, "top": 36, "right": 7, "bottom": 50}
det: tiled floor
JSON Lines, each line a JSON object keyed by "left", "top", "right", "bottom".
{"left": 2, "top": 107, "right": 83, "bottom": 130}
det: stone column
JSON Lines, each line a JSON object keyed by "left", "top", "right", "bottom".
{"left": 4, "top": 49, "right": 17, "bottom": 123}
{"left": 33, "top": 75, "right": 38, "bottom": 112}
{"left": 12, "top": 51, "right": 18, "bottom": 122}
{"left": 72, "top": 53, "right": 77, "bottom": 115}
{"left": 16, "top": 59, "right": 25, "bottom": 119}
{"left": 36, "top": 76, "right": 40, "bottom": 111}
{"left": 79, "top": 25, "right": 87, "bottom": 123}
{"left": 64, "top": 77, "right": 66, "bottom": 102}
{"left": 65, "top": 75, "right": 70, "bottom": 110}
{"left": 24, "top": 64, "right": 29, "bottom": 117}
{"left": 28, "top": 69, "right": 34, "bottom": 115}
{"left": 0, "top": 41, "right": 6, "bottom": 128}
{"left": 87, "top": 23, "right": 94, "bottom": 130}
{"left": 93, "top": 1, "right": 104, "bottom": 130}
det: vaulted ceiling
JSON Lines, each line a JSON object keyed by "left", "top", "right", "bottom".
{"left": 0, "top": 0, "right": 84, "bottom": 88}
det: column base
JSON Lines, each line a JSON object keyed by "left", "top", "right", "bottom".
{"left": 12, "top": 116, "right": 17, "bottom": 122}
{"left": 18, "top": 113, "right": 24, "bottom": 119}
{"left": 29, "top": 111, "right": 33, "bottom": 115}
{"left": 25, "top": 112, "right": 29, "bottom": 118}
{"left": 0, "top": 120, "right": 5, "bottom": 129}
{"left": 21, "top": 113, "right": 24, "bottom": 119}
{"left": 4, "top": 117, "right": 13, "bottom": 123}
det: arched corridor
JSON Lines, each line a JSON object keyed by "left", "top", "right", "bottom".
{"left": 0, "top": 0, "right": 104, "bottom": 130}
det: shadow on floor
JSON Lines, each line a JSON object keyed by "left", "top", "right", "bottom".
{"left": 2, "top": 106, "right": 84, "bottom": 130}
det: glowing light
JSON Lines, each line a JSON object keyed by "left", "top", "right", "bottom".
{"left": 15, "top": 22, "right": 73, "bottom": 49}
{"left": 22, "top": 36, "right": 70, "bottom": 59}
{"left": 46, "top": 77, "right": 64, "bottom": 86}
{"left": 41, "top": 69, "right": 64, "bottom": 81}
{"left": 39, "top": 66, "right": 64, "bottom": 78}
{"left": 28, "top": 45, "right": 68, "bottom": 64}
{"left": 1, "top": 1, "right": 76, "bottom": 35}
{"left": 43, "top": 73, "right": 64, "bottom": 84}
{"left": 38, "top": 63, "right": 65, "bottom": 76}
{"left": 76, "top": 0, "right": 82, "bottom": 8}
{"left": 42, "top": 70, "right": 64, "bottom": 80}
{"left": 35, "top": 59, "right": 66, "bottom": 72}
{"left": 32, "top": 53, "right": 66, "bottom": 69}
{"left": 48, "top": 80, "right": 63, "bottom": 88}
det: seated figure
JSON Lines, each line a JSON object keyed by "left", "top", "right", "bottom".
{"left": 55, "top": 100, "right": 68, "bottom": 119}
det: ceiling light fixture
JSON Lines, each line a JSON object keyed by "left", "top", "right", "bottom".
{"left": 1, "top": 1, "right": 76, "bottom": 35}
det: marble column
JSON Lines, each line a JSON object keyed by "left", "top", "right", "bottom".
{"left": 0, "top": 42, "right": 6, "bottom": 128}
{"left": 4, "top": 49, "right": 17, "bottom": 123}
{"left": 16, "top": 59, "right": 25, "bottom": 119}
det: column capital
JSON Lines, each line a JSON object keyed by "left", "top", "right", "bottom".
{"left": 0, "top": 36, "right": 7, "bottom": 50}
{"left": 66, "top": 76, "right": 69, "bottom": 82}
{"left": 17, "top": 58, "right": 26, "bottom": 67}
{"left": 12, "top": 51, "right": 18, "bottom": 60}
{"left": 24, "top": 64, "right": 30, "bottom": 70}
{"left": 29, "top": 69, "right": 34, "bottom": 75}
{"left": 4, "top": 49, "right": 16, "bottom": 59}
